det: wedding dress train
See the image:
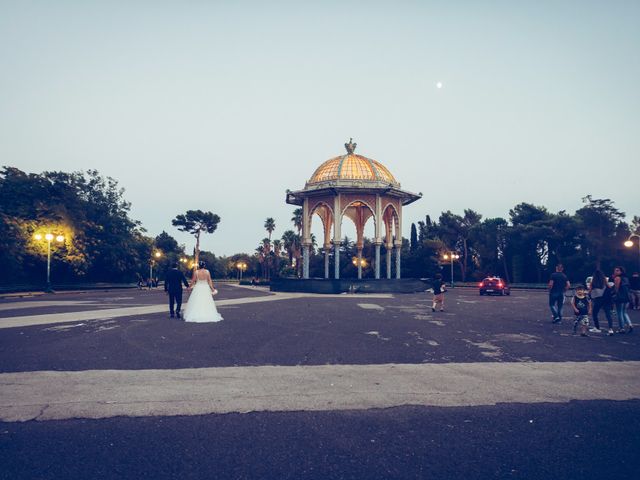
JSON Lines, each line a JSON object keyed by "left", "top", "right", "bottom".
{"left": 183, "top": 281, "right": 223, "bottom": 323}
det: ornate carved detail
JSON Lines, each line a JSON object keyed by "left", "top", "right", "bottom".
{"left": 344, "top": 138, "right": 357, "bottom": 154}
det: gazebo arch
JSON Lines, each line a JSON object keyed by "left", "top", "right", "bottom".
{"left": 341, "top": 199, "right": 376, "bottom": 279}
{"left": 308, "top": 201, "right": 334, "bottom": 278}
{"left": 286, "top": 139, "right": 421, "bottom": 279}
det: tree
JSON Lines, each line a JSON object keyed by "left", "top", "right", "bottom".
{"left": 261, "top": 237, "right": 272, "bottom": 279}
{"left": 155, "top": 231, "right": 180, "bottom": 254}
{"left": 272, "top": 239, "right": 282, "bottom": 277}
{"left": 172, "top": 210, "right": 221, "bottom": 268}
{"left": 410, "top": 223, "right": 418, "bottom": 252}
{"left": 153, "top": 231, "right": 184, "bottom": 279}
{"left": 508, "top": 203, "right": 555, "bottom": 282}
{"left": 263, "top": 218, "right": 276, "bottom": 280}
{"left": 469, "top": 218, "right": 511, "bottom": 281}
{"left": 437, "top": 209, "right": 482, "bottom": 281}
{"left": 575, "top": 196, "right": 625, "bottom": 270}
{"left": 281, "top": 229, "right": 301, "bottom": 276}
{"left": 264, "top": 217, "right": 276, "bottom": 241}
{"left": 291, "top": 208, "right": 303, "bottom": 234}
{"left": 0, "top": 167, "right": 149, "bottom": 284}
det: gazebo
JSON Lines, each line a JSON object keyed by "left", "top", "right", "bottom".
{"left": 286, "top": 139, "right": 421, "bottom": 280}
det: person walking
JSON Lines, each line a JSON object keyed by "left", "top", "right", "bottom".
{"left": 548, "top": 264, "right": 570, "bottom": 323}
{"left": 431, "top": 273, "right": 446, "bottom": 312}
{"left": 613, "top": 266, "right": 633, "bottom": 333}
{"left": 629, "top": 272, "right": 640, "bottom": 310}
{"left": 183, "top": 261, "right": 223, "bottom": 322}
{"left": 589, "top": 269, "right": 614, "bottom": 335}
{"left": 164, "top": 262, "right": 190, "bottom": 319}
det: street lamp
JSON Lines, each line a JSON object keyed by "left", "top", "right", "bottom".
{"left": 625, "top": 233, "right": 640, "bottom": 271}
{"left": 33, "top": 232, "right": 65, "bottom": 292}
{"left": 352, "top": 256, "right": 368, "bottom": 278}
{"left": 236, "top": 261, "right": 247, "bottom": 281}
{"left": 150, "top": 250, "right": 162, "bottom": 285}
{"left": 442, "top": 251, "right": 460, "bottom": 287}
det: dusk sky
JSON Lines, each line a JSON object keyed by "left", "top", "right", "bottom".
{"left": 1, "top": 1, "right": 638, "bottom": 256}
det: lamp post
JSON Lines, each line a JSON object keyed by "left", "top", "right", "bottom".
{"left": 150, "top": 250, "right": 162, "bottom": 285}
{"left": 179, "top": 257, "right": 193, "bottom": 276}
{"left": 34, "top": 232, "right": 65, "bottom": 292}
{"left": 236, "top": 261, "right": 247, "bottom": 281}
{"left": 179, "top": 257, "right": 191, "bottom": 270}
{"left": 442, "top": 251, "right": 460, "bottom": 287}
{"left": 624, "top": 233, "right": 640, "bottom": 271}
{"left": 352, "top": 256, "right": 368, "bottom": 279}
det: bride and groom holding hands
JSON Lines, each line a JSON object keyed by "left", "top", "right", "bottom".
{"left": 164, "top": 261, "right": 223, "bottom": 322}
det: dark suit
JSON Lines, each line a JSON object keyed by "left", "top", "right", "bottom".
{"left": 164, "top": 268, "right": 190, "bottom": 316}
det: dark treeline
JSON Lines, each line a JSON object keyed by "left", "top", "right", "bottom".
{"left": 0, "top": 167, "right": 240, "bottom": 285}
{"left": 1, "top": 167, "right": 152, "bottom": 284}
{"left": 263, "top": 199, "right": 640, "bottom": 283}
{"left": 399, "top": 200, "right": 639, "bottom": 283}
{"left": 1, "top": 167, "right": 638, "bottom": 285}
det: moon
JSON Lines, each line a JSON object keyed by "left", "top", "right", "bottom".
{"left": 436, "top": 81, "right": 443, "bottom": 89}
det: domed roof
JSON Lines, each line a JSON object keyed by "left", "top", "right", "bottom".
{"left": 307, "top": 139, "right": 399, "bottom": 186}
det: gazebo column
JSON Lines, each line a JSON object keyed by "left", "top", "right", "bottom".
{"left": 302, "top": 242, "right": 311, "bottom": 279}
{"left": 386, "top": 243, "right": 392, "bottom": 279}
{"left": 395, "top": 243, "right": 402, "bottom": 279}
{"left": 334, "top": 245, "right": 340, "bottom": 279}
{"left": 323, "top": 244, "right": 331, "bottom": 279}
{"left": 357, "top": 247, "right": 363, "bottom": 279}
{"left": 374, "top": 240, "right": 382, "bottom": 279}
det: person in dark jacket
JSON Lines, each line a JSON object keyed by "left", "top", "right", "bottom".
{"left": 164, "top": 263, "right": 190, "bottom": 319}
{"left": 431, "top": 273, "right": 446, "bottom": 312}
{"left": 629, "top": 272, "right": 640, "bottom": 310}
{"left": 588, "top": 269, "right": 614, "bottom": 335}
{"left": 613, "top": 266, "right": 633, "bottom": 333}
{"left": 548, "top": 264, "right": 570, "bottom": 323}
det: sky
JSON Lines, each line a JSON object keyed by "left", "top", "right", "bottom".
{"left": 1, "top": 1, "right": 638, "bottom": 256}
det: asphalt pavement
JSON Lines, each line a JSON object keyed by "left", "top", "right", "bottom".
{"left": 1, "top": 285, "right": 639, "bottom": 479}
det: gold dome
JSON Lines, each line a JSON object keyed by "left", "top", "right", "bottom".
{"left": 307, "top": 154, "right": 399, "bottom": 186}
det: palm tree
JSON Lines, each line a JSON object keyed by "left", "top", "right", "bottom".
{"left": 261, "top": 237, "right": 272, "bottom": 280}
{"left": 272, "top": 239, "right": 282, "bottom": 257}
{"left": 291, "top": 208, "right": 303, "bottom": 234}
{"left": 272, "top": 239, "right": 282, "bottom": 278}
{"left": 281, "top": 230, "right": 297, "bottom": 264}
{"left": 255, "top": 244, "right": 266, "bottom": 279}
{"left": 281, "top": 230, "right": 301, "bottom": 276}
{"left": 264, "top": 217, "right": 276, "bottom": 242}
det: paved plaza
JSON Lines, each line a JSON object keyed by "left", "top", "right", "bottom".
{"left": 1, "top": 285, "right": 639, "bottom": 479}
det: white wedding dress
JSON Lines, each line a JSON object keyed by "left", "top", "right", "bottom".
{"left": 183, "top": 279, "right": 223, "bottom": 323}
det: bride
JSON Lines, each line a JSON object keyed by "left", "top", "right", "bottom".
{"left": 183, "top": 261, "right": 223, "bottom": 323}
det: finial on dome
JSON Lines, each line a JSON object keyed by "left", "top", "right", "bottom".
{"left": 344, "top": 138, "right": 357, "bottom": 154}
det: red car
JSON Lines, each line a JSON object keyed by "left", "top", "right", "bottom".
{"left": 479, "top": 277, "right": 510, "bottom": 296}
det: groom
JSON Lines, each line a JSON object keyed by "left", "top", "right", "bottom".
{"left": 164, "top": 262, "right": 190, "bottom": 318}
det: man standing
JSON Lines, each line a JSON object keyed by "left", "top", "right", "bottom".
{"left": 549, "top": 263, "right": 570, "bottom": 323}
{"left": 164, "top": 262, "right": 190, "bottom": 319}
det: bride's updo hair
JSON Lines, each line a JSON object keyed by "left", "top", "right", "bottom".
{"left": 198, "top": 261, "right": 206, "bottom": 269}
